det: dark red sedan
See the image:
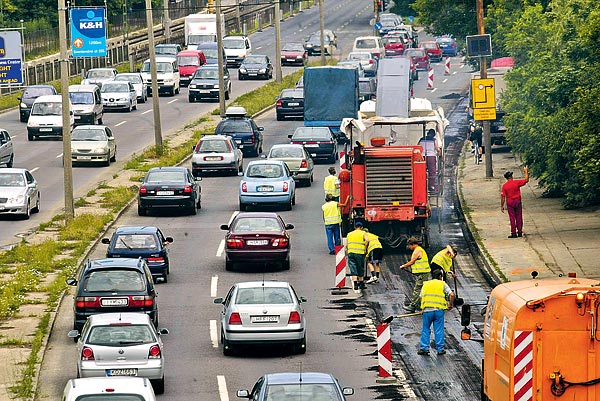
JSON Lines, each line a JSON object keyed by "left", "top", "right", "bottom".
{"left": 420, "top": 41, "right": 443, "bottom": 62}
{"left": 383, "top": 35, "right": 406, "bottom": 57}
{"left": 280, "top": 42, "right": 308, "bottom": 66}
{"left": 220, "top": 212, "right": 294, "bottom": 271}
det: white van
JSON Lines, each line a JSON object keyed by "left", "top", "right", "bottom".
{"left": 352, "top": 36, "right": 385, "bottom": 59}
{"left": 68, "top": 84, "right": 104, "bottom": 126}
{"left": 26, "top": 95, "right": 74, "bottom": 141}
{"left": 140, "top": 57, "right": 181, "bottom": 96}
{"left": 63, "top": 377, "right": 156, "bottom": 401}
{"left": 223, "top": 35, "right": 252, "bottom": 67}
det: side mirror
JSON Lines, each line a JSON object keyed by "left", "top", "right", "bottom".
{"left": 236, "top": 390, "right": 250, "bottom": 398}
{"left": 165, "top": 237, "right": 174, "bottom": 243}
{"left": 213, "top": 297, "right": 224, "bottom": 304}
{"left": 343, "top": 388, "right": 355, "bottom": 396}
{"left": 299, "top": 296, "right": 307, "bottom": 303}
{"left": 220, "top": 224, "right": 229, "bottom": 231}
{"left": 287, "top": 134, "right": 293, "bottom": 139}
{"left": 159, "top": 328, "right": 170, "bottom": 335}
{"left": 285, "top": 224, "right": 294, "bottom": 230}
{"left": 101, "top": 238, "right": 110, "bottom": 244}
{"left": 139, "top": 177, "right": 145, "bottom": 182}
{"left": 136, "top": 68, "right": 141, "bottom": 73}
{"left": 258, "top": 127, "right": 264, "bottom": 131}
{"left": 17, "top": 97, "right": 22, "bottom": 101}
{"left": 260, "top": 154, "right": 267, "bottom": 159}
{"left": 66, "top": 278, "right": 77, "bottom": 286}
{"left": 67, "top": 330, "right": 80, "bottom": 339}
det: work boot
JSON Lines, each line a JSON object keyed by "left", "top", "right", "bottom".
{"left": 359, "top": 281, "right": 367, "bottom": 290}
{"left": 366, "top": 276, "right": 378, "bottom": 284}
{"left": 417, "top": 349, "right": 429, "bottom": 355}
{"left": 437, "top": 350, "right": 446, "bottom": 355}
{"left": 403, "top": 305, "right": 415, "bottom": 313}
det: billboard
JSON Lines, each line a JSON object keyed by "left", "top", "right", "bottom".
{"left": 0, "top": 31, "right": 23, "bottom": 85}
{"left": 70, "top": 7, "right": 107, "bottom": 57}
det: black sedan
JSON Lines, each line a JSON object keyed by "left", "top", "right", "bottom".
{"left": 18, "top": 85, "right": 58, "bottom": 122}
{"left": 220, "top": 212, "right": 294, "bottom": 271}
{"left": 276, "top": 88, "right": 304, "bottom": 121}
{"left": 238, "top": 55, "right": 273, "bottom": 80}
{"left": 288, "top": 126, "right": 338, "bottom": 163}
{"left": 138, "top": 167, "right": 201, "bottom": 216}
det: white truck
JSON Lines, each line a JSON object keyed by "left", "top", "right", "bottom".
{"left": 184, "top": 13, "right": 225, "bottom": 50}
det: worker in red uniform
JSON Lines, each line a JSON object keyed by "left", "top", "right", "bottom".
{"left": 500, "top": 166, "right": 529, "bottom": 238}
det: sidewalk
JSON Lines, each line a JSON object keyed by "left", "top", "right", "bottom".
{"left": 459, "top": 147, "right": 600, "bottom": 282}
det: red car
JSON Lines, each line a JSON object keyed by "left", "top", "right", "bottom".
{"left": 403, "top": 48, "right": 430, "bottom": 71}
{"left": 280, "top": 42, "right": 308, "bottom": 66}
{"left": 383, "top": 35, "right": 406, "bottom": 57}
{"left": 420, "top": 41, "right": 443, "bottom": 62}
{"left": 177, "top": 49, "right": 207, "bottom": 87}
{"left": 220, "top": 212, "right": 294, "bottom": 271}
{"left": 397, "top": 54, "right": 419, "bottom": 81}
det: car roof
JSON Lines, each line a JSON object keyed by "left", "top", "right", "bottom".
{"left": 265, "top": 372, "right": 336, "bottom": 384}
{"left": 33, "top": 94, "right": 63, "bottom": 103}
{"left": 86, "top": 258, "right": 144, "bottom": 270}
{"left": 145, "top": 57, "right": 176, "bottom": 63}
{"left": 147, "top": 166, "right": 188, "bottom": 173}
{"left": 201, "top": 134, "right": 231, "bottom": 141}
{"left": 0, "top": 168, "right": 28, "bottom": 174}
{"left": 65, "top": 377, "right": 153, "bottom": 395}
{"left": 235, "top": 280, "right": 291, "bottom": 289}
{"left": 25, "top": 84, "right": 55, "bottom": 89}
{"left": 156, "top": 43, "right": 179, "bottom": 47}
{"left": 270, "top": 144, "right": 305, "bottom": 150}
{"left": 87, "top": 68, "right": 116, "bottom": 72}
{"left": 69, "top": 84, "right": 100, "bottom": 92}
{"left": 114, "top": 226, "right": 159, "bottom": 235}
{"left": 247, "top": 160, "right": 286, "bottom": 167}
{"left": 115, "top": 72, "right": 142, "bottom": 77}
{"left": 87, "top": 312, "right": 153, "bottom": 325}
{"left": 73, "top": 125, "right": 108, "bottom": 130}
{"left": 177, "top": 49, "right": 203, "bottom": 56}
{"left": 198, "top": 64, "right": 220, "bottom": 69}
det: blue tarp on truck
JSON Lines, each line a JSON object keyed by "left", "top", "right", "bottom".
{"left": 303, "top": 66, "right": 359, "bottom": 134}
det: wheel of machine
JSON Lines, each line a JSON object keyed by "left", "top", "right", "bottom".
{"left": 162, "top": 270, "right": 168, "bottom": 283}
{"left": 27, "top": 132, "right": 34, "bottom": 141}
{"left": 291, "top": 194, "right": 296, "bottom": 205}
{"left": 239, "top": 202, "right": 246, "bottom": 211}
{"left": 276, "top": 113, "right": 283, "bottom": 121}
{"left": 189, "top": 202, "right": 197, "bottom": 215}
{"left": 110, "top": 149, "right": 117, "bottom": 162}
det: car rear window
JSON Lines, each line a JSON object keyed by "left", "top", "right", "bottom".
{"left": 114, "top": 234, "right": 158, "bottom": 250}
{"left": 115, "top": 74, "right": 142, "bottom": 84}
{"left": 247, "top": 164, "right": 283, "bottom": 178}
{"left": 405, "top": 49, "right": 425, "bottom": 57}
{"left": 422, "top": 43, "right": 437, "bottom": 49}
{"left": 232, "top": 217, "right": 282, "bottom": 233}
{"left": 236, "top": 287, "right": 293, "bottom": 304}
{"left": 265, "top": 384, "right": 341, "bottom": 400}
{"left": 280, "top": 89, "right": 303, "bottom": 98}
{"left": 197, "top": 139, "right": 231, "bottom": 153}
{"left": 87, "top": 324, "right": 156, "bottom": 346}
{"left": 83, "top": 270, "right": 146, "bottom": 292}
{"left": 219, "top": 120, "right": 252, "bottom": 134}
{"left": 270, "top": 147, "right": 304, "bottom": 158}
{"left": 292, "top": 127, "right": 331, "bottom": 141}
{"left": 145, "top": 171, "right": 186, "bottom": 183}
{"left": 355, "top": 39, "right": 376, "bottom": 49}
{"left": 23, "top": 87, "right": 54, "bottom": 98}
{"left": 76, "top": 396, "right": 145, "bottom": 401}
{"left": 69, "top": 92, "right": 95, "bottom": 105}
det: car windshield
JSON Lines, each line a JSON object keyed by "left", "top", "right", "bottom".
{"left": 355, "top": 39, "right": 376, "bottom": 49}
{"left": 72, "top": 129, "right": 108, "bottom": 141}
{"left": 86, "top": 324, "right": 156, "bottom": 346}
{"left": 83, "top": 270, "right": 146, "bottom": 292}
{"left": 265, "top": 384, "right": 341, "bottom": 401}
{"left": 69, "top": 92, "right": 94, "bottom": 104}
{"left": 115, "top": 75, "right": 142, "bottom": 84}
{"left": 244, "top": 55, "right": 265, "bottom": 64}
{"left": 280, "top": 89, "right": 303, "bottom": 99}
{"left": 113, "top": 234, "right": 158, "bottom": 250}
{"left": 145, "top": 171, "right": 186, "bottom": 183}
{"left": 30, "top": 102, "right": 61, "bottom": 116}
{"left": 189, "top": 34, "right": 215, "bottom": 44}
{"left": 359, "top": 81, "right": 373, "bottom": 91}
{"left": 270, "top": 147, "right": 304, "bottom": 158}
{"left": 101, "top": 83, "right": 129, "bottom": 93}
{"left": 196, "top": 139, "right": 230, "bottom": 153}
{"left": 77, "top": 396, "right": 144, "bottom": 401}
{"left": 307, "top": 34, "right": 326, "bottom": 44}
{"left": 282, "top": 43, "right": 304, "bottom": 52}
{"left": 202, "top": 49, "right": 218, "bottom": 59}
{"left": 292, "top": 127, "right": 331, "bottom": 141}
{"left": 219, "top": 120, "right": 252, "bottom": 134}
{"left": 232, "top": 217, "right": 282, "bottom": 233}
{"left": 0, "top": 173, "right": 25, "bottom": 187}
{"left": 23, "top": 87, "right": 54, "bottom": 98}
{"left": 247, "top": 164, "right": 283, "bottom": 178}
{"left": 178, "top": 56, "right": 199, "bottom": 66}
{"left": 141, "top": 62, "right": 173, "bottom": 73}
{"left": 194, "top": 68, "right": 219, "bottom": 79}
{"left": 235, "top": 287, "right": 292, "bottom": 304}
{"left": 405, "top": 49, "right": 425, "bottom": 57}
{"left": 349, "top": 53, "right": 369, "bottom": 61}
{"left": 381, "top": 20, "right": 397, "bottom": 27}
{"left": 438, "top": 39, "right": 453, "bottom": 45}
{"left": 87, "top": 70, "right": 114, "bottom": 78}
{"left": 156, "top": 46, "right": 178, "bottom": 55}
{"left": 223, "top": 38, "right": 246, "bottom": 49}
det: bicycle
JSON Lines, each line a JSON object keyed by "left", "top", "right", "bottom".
{"left": 473, "top": 139, "right": 481, "bottom": 165}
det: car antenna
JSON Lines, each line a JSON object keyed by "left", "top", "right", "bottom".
{"left": 299, "top": 361, "right": 303, "bottom": 383}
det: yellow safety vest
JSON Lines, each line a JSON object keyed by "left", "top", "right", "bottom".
{"left": 411, "top": 245, "right": 430, "bottom": 274}
{"left": 347, "top": 229, "right": 367, "bottom": 254}
{"left": 366, "top": 233, "right": 382, "bottom": 254}
{"left": 324, "top": 175, "right": 340, "bottom": 197}
{"left": 421, "top": 279, "right": 448, "bottom": 310}
{"left": 322, "top": 201, "right": 341, "bottom": 225}
{"left": 431, "top": 250, "right": 453, "bottom": 273}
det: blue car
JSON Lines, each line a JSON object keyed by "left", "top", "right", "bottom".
{"left": 239, "top": 160, "right": 296, "bottom": 211}
{"left": 102, "top": 226, "right": 173, "bottom": 283}
{"left": 436, "top": 35, "right": 459, "bottom": 57}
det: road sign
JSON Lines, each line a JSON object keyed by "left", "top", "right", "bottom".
{"left": 374, "top": 21, "right": 382, "bottom": 31}
{"left": 473, "top": 108, "right": 497, "bottom": 121}
{"left": 0, "top": 31, "right": 23, "bottom": 85}
{"left": 70, "top": 8, "right": 107, "bottom": 57}
{"left": 466, "top": 34, "right": 492, "bottom": 57}
{"left": 471, "top": 78, "right": 496, "bottom": 110}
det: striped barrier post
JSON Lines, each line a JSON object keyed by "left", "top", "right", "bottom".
{"left": 376, "top": 323, "right": 394, "bottom": 382}
{"left": 339, "top": 151, "right": 346, "bottom": 170}
{"left": 444, "top": 56, "right": 450, "bottom": 75}
{"left": 331, "top": 244, "right": 348, "bottom": 295}
{"left": 427, "top": 67, "right": 434, "bottom": 90}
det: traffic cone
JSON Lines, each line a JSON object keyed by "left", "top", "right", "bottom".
{"left": 444, "top": 56, "right": 450, "bottom": 75}
{"left": 427, "top": 67, "right": 434, "bottom": 90}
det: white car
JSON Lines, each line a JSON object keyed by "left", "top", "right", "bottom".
{"left": 63, "top": 377, "right": 157, "bottom": 401}
{"left": 68, "top": 312, "right": 169, "bottom": 394}
{"left": 100, "top": 81, "right": 138, "bottom": 112}
{"left": 191, "top": 135, "right": 243, "bottom": 177}
{"left": 70, "top": 125, "right": 117, "bottom": 166}
{"left": 81, "top": 68, "right": 118, "bottom": 89}
{"left": 114, "top": 72, "right": 148, "bottom": 103}
{"left": 0, "top": 129, "right": 14, "bottom": 167}
{"left": 0, "top": 168, "right": 40, "bottom": 219}
{"left": 223, "top": 35, "right": 252, "bottom": 66}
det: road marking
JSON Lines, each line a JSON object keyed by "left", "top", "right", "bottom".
{"left": 431, "top": 88, "right": 437, "bottom": 93}
{"left": 442, "top": 79, "right": 448, "bottom": 83}
{"left": 453, "top": 71, "right": 458, "bottom": 75}
{"left": 168, "top": 99, "right": 178, "bottom": 104}
{"left": 210, "top": 320, "right": 218, "bottom": 348}
{"left": 256, "top": 46, "right": 262, "bottom": 50}
{"left": 211, "top": 275, "right": 218, "bottom": 297}
{"left": 459, "top": 64, "right": 465, "bottom": 69}
{"left": 217, "top": 375, "right": 229, "bottom": 401}
{"left": 216, "top": 239, "right": 225, "bottom": 257}
{"left": 142, "top": 109, "right": 152, "bottom": 115}
{"left": 56, "top": 153, "right": 63, "bottom": 159}
{"left": 115, "top": 121, "right": 127, "bottom": 127}
{"left": 30, "top": 167, "right": 39, "bottom": 173}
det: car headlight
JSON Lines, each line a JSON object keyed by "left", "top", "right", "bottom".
{"left": 190, "top": 84, "right": 197, "bottom": 89}
{"left": 259, "top": 68, "right": 266, "bottom": 73}
{"left": 7, "top": 195, "right": 25, "bottom": 205}
{"left": 213, "top": 84, "right": 219, "bottom": 89}
{"left": 20, "top": 102, "right": 27, "bottom": 108}
{"left": 27, "top": 120, "right": 39, "bottom": 127}
{"left": 296, "top": 55, "right": 303, "bottom": 59}
{"left": 93, "top": 147, "right": 108, "bottom": 154}
{"left": 164, "top": 79, "right": 174, "bottom": 84}
{"left": 305, "top": 44, "right": 313, "bottom": 48}
{"left": 239, "top": 68, "right": 247, "bottom": 73}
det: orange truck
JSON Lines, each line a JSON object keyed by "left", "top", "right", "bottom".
{"left": 462, "top": 274, "right": 600, "bottom": 400}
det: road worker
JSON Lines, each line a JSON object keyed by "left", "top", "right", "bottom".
{"left": 323, "top": 166, "right": 340, "bottom": 202}
{"left": 430, "top": 245, "right": 458, "bottom": 282}
{"left": 321, "top": 194, "right": 349, "bottom": 255}
{"left": 401, "top": 237, "right": 430, "bottom": 313}
{"left": 346, "top": 221, "right": 369, "bottom": 291}
{"left": 418, "top": 269, "right": 454, "bottom": 356}
{"left": 364, "top": 229, "right": 383, "bottom": 284}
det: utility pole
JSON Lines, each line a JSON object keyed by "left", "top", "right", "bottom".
{"left": 476, "top": 0, "right": 493, "bottom": 177}
{"left": 274, "top": 0, "right": 282, "bottom": 83}
{"left": 58, "top": 0, "right": 74, "bottom": 222}
{"left": 318, "top": 0, "right": 325, "bottom": 65}
{"left": 163, "top": 0, "right": 171, "bottom": 41}
{"left": 235, "top": 0, "right": 241, "bottom": 32}
{"left": 146, "top": 0, "right": 163, "bottom": 154}
{"left": 216, "top": 0, "right": 226, "bottom": 116}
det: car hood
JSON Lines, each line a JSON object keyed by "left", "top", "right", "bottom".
{"left": 21, "top": 97, "right": 38, "bottom": 106}
{"left": 282, "top": 51, "right": 303, "bottom": 57}
{"left": 71, "top": 140, "right": 109, "bottom": 150}
{"left": 0, "top": 187, "right": 26, "bottom": 198}
{"left": 241, "top": 62, "right": 267, "bottom": 69}
{"left": 191, "top": 78, "right": 218, "bottom": 86}
{"left": 72, "top": 104, "right": 95, "bottom": 113}
{"left": 101, "top": 91, "right": 130, "bottom": 98}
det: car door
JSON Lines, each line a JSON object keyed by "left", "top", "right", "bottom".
{"left": 24, "top": 170, "right": 38, "bottom": 205}
{"left": 221, "top": 286, "right": 236, "bottom": 329}
{"left": 266, "top": 56, "right": 272, "bottom": 74}
{"left": 223, "top": 67, "right": 231, "bottom": 90}
{"left": 251, "top": 120, "right": 264, "bottom": 151}
{"left": 0, "top": 130, "right": 12, "bottom": 164}
{"left": 106, "top": 127, "right": 116, "bottom": 157}
{"left": 157, "top": 229, "right": 169, "bottom": 261}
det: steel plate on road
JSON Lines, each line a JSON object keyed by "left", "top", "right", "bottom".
{"left": 251, "top": 315, "right": 278, "bottom": 323}
{"left": 101, "top": 298, "right": 128, "bottom": 307}
{"left": 156, "top": 190, "right": 174, "bottom": 196}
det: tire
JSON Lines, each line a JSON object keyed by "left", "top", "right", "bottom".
{"left": 282, "top": 257, "right": 290, "bottom": 271}
{"left": 189, "top": 95, "right": 195, "bottom": 103}
{"left": 222, "top": 331, "right": 234, "bottom": 356}
{"left": 303, "top": 178, "right": 311, "bottom": 187}
{"left": 238, "top": 162, "right": 243, "bottom": 174}
{"left": 239, "top": 202, "right": 247, "bottom": 212}
{"left": 7, "top": 153, "right": 14, "bottom": 168}
{"left": 328, "top": 153, "right": 336, "bottom": 164}
{"left": 32, "top": 194, "right": 40, "bottom": 213}
{"left": 137, "top": 204, "right": 147, "bottom": 216}
{"left": 292, "top": 194, "right": 296, "bottom": 206}
{"left": 127, "top": 102, "right": 132, "bottom": 112}
{"left": 294, "top": 335, "right": 306, "bottom": 354}
{"left": 284, "top": 200, "right": 292, "bottom": 211}
{"left": 110, "top": 149, "right": 116, "bottom": 162}
{"left": 162, "top": 270, "right": 168, "bottom": 283}
{"left": 189, "top": 203, "right": 197, "bottom": 215}
{"left": 98, "top": 117, "right": 103, "bottom": 125}
{"left": 151, "top": 377, "right": 165, "bottom": 395}
{"left": 225, "top": 260, "right": 234, "bottom": 271}
{"left": 22, "top": 201, "right": 31, "bottom": 220}
{"left": 175, "top": 85, "right": 180, "bottom": 95}
{"left": 27, "top": 132, "right": 34, "bottom": 141}
{"left": 225, "top": 90, "right": 230, "bottom": 100}
{"left": 132, "top": 101, "right": 137, "bottom": 110}
{"left": 104, "top": 155, "right": 110, "bottom": 167}
{"left": 276, "top": 113, "right": 283, "bottom": 121}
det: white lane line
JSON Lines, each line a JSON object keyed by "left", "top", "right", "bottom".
{"left": 217, "top": 375, "right": 229, "bottom": 401}
{"left": 30, "top": 167, "right": 40, "bottom": 173}
{"left": 216, "top": 239, "right": 225, "bottom": 257}
{"left": 459, "top": 64, "right": 465, "bottom": 69}
{"left": 142, "top": 109, "right": 152, "bottom": 115}
{"left": 453, "top": 71, "right": 458, "bottom": 75}
{"left": 115, "top": 120, "right": 127, "bottom": 127}
{"left": 431, "top": 88, "right": 438, "bottom": 93}
{"left": 168, "top": 99, "right": 178, "bottom": 104}
{"left": 256, "top": 46, "right": 262, "bottom": 50}
{"left": 442, "top": 78, "right": 448, "bottom": 83}
{"left": 210, "top": 320, "right": 218, "bottom": 348}
{"left": 56, "top": 153, "right": 63, "bottom": 159}
{"left": 11, "top": 134, "right": 17, "bottom": 138}
{"left": 211, "top": 275, "right": 218, "bottom": 297}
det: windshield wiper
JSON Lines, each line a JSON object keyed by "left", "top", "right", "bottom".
{"left": 119, "top": 237, "right": 133, "bottom": 250}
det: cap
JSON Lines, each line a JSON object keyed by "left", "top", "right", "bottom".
{"left": 354, "top": 221, "right": 363, "bottom": 228}
{"left": 504, "top": 171, "right": 513, "bottom": 179}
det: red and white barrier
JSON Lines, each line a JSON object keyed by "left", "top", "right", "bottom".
{"left": 377, "top": 323, "right": 393, "bottom": 378}
{"left": 339, "top": 151, "right": 346, "bottom": 170}
{"left": 444, "top": 56, "right": 450, "bottom": 75}
{"left": 427, "top": 67, "right": 434, "bottom": 90}
{"left": 331, "top": 244, "right": 348, "bottom": 295}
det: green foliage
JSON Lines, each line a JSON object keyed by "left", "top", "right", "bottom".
{"left": 411, "top": 0, "right": 477, "bottom": 40}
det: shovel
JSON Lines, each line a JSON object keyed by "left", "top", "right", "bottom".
{"left": 382, "top": 311, "right": 423, "bottom": 324}
{"left": 452, "top": 261, "right": 464, "bottom": 307}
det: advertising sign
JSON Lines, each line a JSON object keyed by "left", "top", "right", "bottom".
{"left": 0, "top": 31, "right": 23, "bottom": 85}
{"left": 70, "top": 7, "right": 107, "bottom": 57}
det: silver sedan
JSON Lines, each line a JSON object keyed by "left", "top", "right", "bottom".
{"left": 0, "top": 168, "right": 40, "bottom": 219}
{"left": 191, "top": 135, "right": 243, "bottom": 177}
{"left": 100, "top": 81, "right": 138, "bottom": 112}
{"left": 266, "top": 144, "right": 314, "bottom": 186}
{"left": 70, "top": 125, "right": 117, "bottom": 166}
{"left": 114, "top": 73, "right": 148, "bottom": 103}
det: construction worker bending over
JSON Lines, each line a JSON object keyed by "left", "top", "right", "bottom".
{"left": 418, "top": 269, "right": 455, "bottom": 356}
{"left": 364, "top": 229, "right": 383, "bottom": 284}
{"left": 323, "top": 166, "right": 340, "bottom": 202}
{"left": 401, "top": 237, "right": 430, "bottom": 313}
{"left": 430, "top": 245, "right": 458, "bottom": 282}
{"left": 346, "top": 221, "right": 369, "bottom": 291}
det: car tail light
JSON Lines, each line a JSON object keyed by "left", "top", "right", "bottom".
{"left": 300, "top": 159, "right": 308, "bottom": 168}
{"left": 226, "top": 238, "right": 244, "bottom": 248}
{"left": 369, "top": 59, "right": 373, "bottom": 64}
{"left": 451, "top": 43, "right": 456, "bottom": 48}
{"left": 288, "top": 311, "right": 301, "bottom": 324}
{"left": 129, "top": 295, "right": 154, "bottom": 307}
{"left": 304, "top": 141, "right": 317, "bottom": 145}
{"left": 148, "top": 345, "right": 162, "bottom": 359}
{"left": 373, "top": 53, "right": 380, "bottom": 58}
{"left": 81, "top": 346, "right": 95, "bottom": 361}
{"left": 283, "top": 182, "right": 289, "bottom": 192}
{"left": 147, "top": 257, "right": 165, "bottom": 263}
{"left": 276, "top": 100, "right": 282, "bottom": 108}
{"left": 139, "top": 186, "right": 147, "bottom": 194}
{"left": 272, "top": 237, "right": 289, "bottom": 247}
{"left": 75, "top": 296, "right": 100, "bottom": 309}
{"left": 291, "top": 141, "right": 301, "bottom": 145}
{"left": 241, "top": 182, "right": 248, "bottom": 192}
{"left": 229, "top": 312, "right": 242, "bottom": 325}
{"left": 183, "top": 185, "right": 193, "bottom": 193}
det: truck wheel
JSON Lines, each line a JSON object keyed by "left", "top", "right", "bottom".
{"left": 225, "top": 90, "right": 230, "bottom": 100}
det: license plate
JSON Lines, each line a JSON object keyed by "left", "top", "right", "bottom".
{"left": 77, "top": 156, "right": 92, "bottom": 160}
{"left": 249, "top": 73, "right": 257, "bottom": 76}
{"left": 101, "top": 298, "right": 128, "bottom": 307}
{"left": 200, "top": 90, "right": 211, "bottom": 94}
{"left": 156, "top": 190, "right": 174, "bottom": 196}
{"left": 74, "top": 116, "right": 81, "bottom": 119}
{"left": 251, "top": 315, "right": 279, "bottom": 323}
{"left": 303, "top": 144, "right": 319, "bottom": 147}
{"left": 287, "top": 59, "right": 295, "bottom": 62}
{"left": 257, "top": 186, "right": 273, "bottom": 192}
{"left": 288, "top": 102, "right": 299, "bottom": 106}
{"left": 107, "top": 368, "right": 137, "bottom": 376}
{"left": 235, "top": 140, "right": 242, "bottom": 144}
{"left": 39, "top": 128, "right": 52, "bottom": 132}
{"left": 247, "top": 240, "right": 269, "bottom": 246}
{"left": 205, "top": 156, "right": 221, "bottom": 161}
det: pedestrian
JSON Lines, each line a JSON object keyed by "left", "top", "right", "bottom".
{"left": 417, "top": 269, "right": 455, "bottom": 356}
{"left": 364, "top": 229, "right": 383, "bottom": 284}
{"left": 346, "top": 221, "right": 369, "bottom": 291}
{"left": 323, "top": 166, "right": 340, "bottom": 202}
{"left": 430, "top": 245, "right": 458, "bottom": 282}
{"left": 401, "top": 237, "right": 430, "bottom": 313}
{"left": 418, "top": 129, "right": 441, "bottom": 191}
{"left": 501, "top": 166, "right": 529, "bottom": 238}
{"left": 321, "top": 194, "right": 349, "bottom": 255}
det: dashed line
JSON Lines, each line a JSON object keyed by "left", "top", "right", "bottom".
{"left": 115, "top": 121, "right": 127, "bottom": 127}
{"left": 210, "top": 320, "right": 218, "bottom": 348}
{"left": 442, "top": 79, "right": 448, "bottom": 83}
{"left": 216, "top": 240, "right": 225, "bottom": 257}
{"left": 56, "top": 153, "right": 63, "bottom": 159}
{"left": 431, "top": 88, "right": 438, "bottom": 93}
{"left": 211, "top": 275, "right": 218, "bottom": 298}
{"left": 30, "top": 167, "right": 40, "bottom": 173}
{"left": 168, "top": 99, "right": 178, "bottom": 104}
{"left": 217, "top": 375, "right": 229, "bottom": 401}
{"left": 256, "top": 46, "right": 262, "bottom": 50}
{"left": 141, "top": 109, "right": 152, "bottom": 115}
{"left": 453, "top": 71, "right": 458, "bottom": 75}
{"left": 459, "top": 64, "right": 465, "bottom": 69}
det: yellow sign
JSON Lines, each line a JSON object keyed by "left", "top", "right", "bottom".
{"left": 473, "top": 108, "right": 497, "bottom": 121}
{"left": 471, "top": 78, "right": 496, "bottom": 109}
